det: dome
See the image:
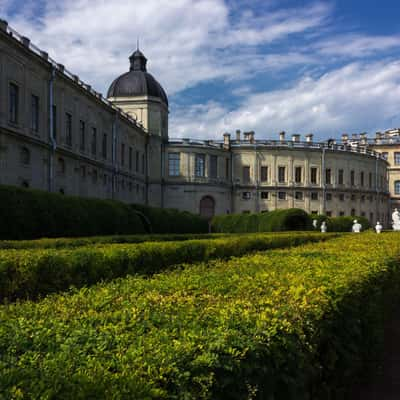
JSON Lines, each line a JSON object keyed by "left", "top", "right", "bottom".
{"left": 107, "top": 50, "right": 168, "bottom": 106}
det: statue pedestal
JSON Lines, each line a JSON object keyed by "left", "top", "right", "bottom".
{"left": 393, "top": 222, "right": 400, "bottom": 231}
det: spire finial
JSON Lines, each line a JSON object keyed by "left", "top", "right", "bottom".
{"left": 137, "top": 37, "right": 139, "bottom": 51}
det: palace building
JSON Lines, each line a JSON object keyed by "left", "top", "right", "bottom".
{"left": 0, "top": 19, "right": 392, "bottom": 225}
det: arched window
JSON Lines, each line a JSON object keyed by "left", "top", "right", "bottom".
{"left": 394, "top": 181, "right": 400, "bottom": 195}
{"left": 20, "top": 147, "right": 30, "bottom": 165}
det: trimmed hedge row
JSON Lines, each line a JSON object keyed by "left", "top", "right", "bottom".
{"left": 311, "top": 215, "right": 371, "bottom": 232}
{"left": 0, "top": 233, "right": 227, "bottom": 250}
{"left": 0, "top": 185, "right": 146, "bottom": 239}
{"left": 0, "top": 232, "right": 335, "bottom": 302}
{"left": 0, "top": 184, "right": 208, "bottom": 239}
{"left": 211, "top": 208, "right": 312, "bottom": 233}
{"left": 131, "top": 204, "right": 208, "bottom": 234}
{"left": 1, "top": 233, "right": 399, "bottom": 399}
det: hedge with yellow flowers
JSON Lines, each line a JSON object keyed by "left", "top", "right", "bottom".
{"left": 0, "top": 232, "right": 332, "bottom": 302}
{"left": 1, "top": 232, "right": 399, "bottom": 399}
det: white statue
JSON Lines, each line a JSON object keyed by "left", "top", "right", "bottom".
{"left": 320, "top": 221, "right": 327, "bottom": 233}
{"left": 312, "top": 219, "right": 318, "bottom": 229}
{"left": 375, "top": 221, "right": 383, "bottom": 234}
{"left": 352, "top": 219, "right": 362, "bottom": 233}
{"left": 392, "top": 208, "right": 400, "bottom": 231}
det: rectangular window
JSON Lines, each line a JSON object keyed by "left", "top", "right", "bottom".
{"left": 31, "top": 95, "right": 39, "bottom": 132}
{"left": 129, "top": 147, "right": 133, "bottom": 170}
{"left": 168, "top": 152, "right": 180, "bottom": 176}
{"left": 242, "top": 166, "right": 250, "bottom": 183}
{"left": 381, "top": 152, "right": 388, "bottom": 160}
{"left": 9, "top": 82, "right": 19, "bottom": 123}
{"left": 278, "top": 166, "right": 285, "bottom": 183}
{"left": 361, "top": 195, "right": 365, "bottom": 203}
{"left": 260, "top": 166, "right": 268, "bottom": 182}
{"left": 278, "top": 191, "right": 286, "bottom": 200}
{"left": 52, "top": 105, "right": 57, "bottom": 140}
{"left": 261, "top": 191, "right": 268, "bottom": 199}
{"left": 325, "top": 168, "right": 331, "bottom": 184}
{"left": 142, "top": 153, "right": 145, "bottom": 174}
{"left": 339, "top": 211, "right": 345, "bottom": 217}
{"left": 242, "top": 192, "right": 251, "bottom": 200}
{"left": 310, "top": 167, "right": 317, "bottom": 184}
{"left": 360, "top": 171, "right": 364, "bottom": 187}
{"left": 136, "top": 150, "right": 139, "bottom": 172}
{"left": 338, "top": 169, "right": 344, "bottom": 185}
{"left": 91, "top": 128, "right": 97, "bottom": 156}
{"left": 326, "top": 211, "right": 332, "bottom": 217}
{"left": 65, "top": 113, "right": 72, "bottom": 146}
{"left": 395, "top": 152, "right": 400, "bottom": 165}
{"left": 395, "top": 181, "right": 400, "bottom": 195}
{"left": 311, "top": 191, "right": 318, "bottom": 200}
{"left": 121, "top": 143, "right": 125, "bottom": 166}
{"left": 79, "top": 120, "right": 85, "bottom": 152}
{"left": 195, "top": 154, "right": 205, "bottom": 177}
{"left": 295, "top": 166, "right": 302, "bottom": 183}
{"left": 225, "top": 158, "right": 230, "bottom": 180}
{"left": 350, "top": 170, "right": 355, "bottom": 186}
{"left": 102, "top": 133, "right": 107, "bottom": 159}
{"left": 295, "top": 191, "right": 303, "bottom": 200}
{"left": 339, "top": 193, "right": 345, "bottom": 201}
{"left": 326, "top": 193, "right": 332, "bottom": 201}
{"left": 369, "top": 172, "right": 372, "bottom": 188}
{"left": 210, "top": 155, "right": 218, "bottom": 178}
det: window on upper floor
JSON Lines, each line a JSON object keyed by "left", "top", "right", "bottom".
{"left": 325, "top": 168, "right": 331, "bottom": 185}
{"left": 295, "top": 166, "right": 302, "bottom": 183}
{"left": 121, "top": 143, "right": 125, "bottom": 166}
{"left": 242, "top": 166, "right": 250, "bottom": 183}
{"left": 242, "top": 192, "right": 251, "bottom": 200}
{"left": 350, "top": 170, "right": 355, "bottom": 186}
{"left": 381, "top": 152, "right": 388, "bottom": 160}
{"left": 360, "top": 171, "right": 364, "bottom": 187}
{"left": 295, "top": 191, "right": 303, "bottom": 200}
{"left": 102, "top": 134, "right": 107, "bottom": 159}
{"left": 65, "top": 113, "right": 72, "bottom": 146}
{"left": 9, "top": 82, "right": 19, "bottom": 124}
{"left": 310, "top": 167, "right": 317, "bottom": 184}
{"left": 326, "top": 192, "right": 332, "bottom": 201}
{"left": 79, "top": 120, "right": 85, "bottom": 152}
{"left": 339, "top": 193, "right": 345, "bottom": 201}
{"left": 168, "top": 152, "right": 180, "bottom": 176}
{"left": 129, "top": 147, "right": 133, "bottom": 170}
{"left": 278, "top": 166, "right": 285, "bottom": 183}
{"left": 311, "top": 191, "right": 318, "bottom": 200}
{"left": 195, "top": 154, "right": 205, "bottom": 177}
{"left": 278, "top": 191, "right": 286, "bottom": 200}
{"left": 261, "top": 191, "right": 269, "bottom": 199}
{"left": 338, "top": 169, "right": 344, "bottom": 185}
{"left": 395, "top": 152, "right": 400, "bottom": 165}
{"left": 142, "top": 153, "right": 145, "bottom": 174}
{"left": 225, "top": 158, "right": 230, "bottom": 180}
{"left": 31, "top": 95, "right": 39, "bottom": 133}
{"left": 260, "top": 166, "right": 268, "bottom": 182}
{"left": 91, "top": 128, "right": 97, "bottom": 156}
{"left": 52, "top": 105, "right": 57, "bottom": 140}
{"left": 210, "top": 155, "right": 218, "bottom": 179}
{"left": 369, "top": 172, "right": 372, "bottom": 188}
{"left": 135, "top": 150, "right": 139, "bottom": 172}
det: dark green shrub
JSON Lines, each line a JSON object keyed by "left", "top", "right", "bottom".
{"left": 131, "top": 204, "right": 208, "bottom": 234}
{"left": 327, "top": 216, "right": 371, "bottom": 232}
{"left": 211, "top": 209, "right": 312, "bottom": 233}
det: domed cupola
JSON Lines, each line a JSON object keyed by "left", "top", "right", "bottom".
{"left": 107, "top": 50, "right": 168, "bottom": 106}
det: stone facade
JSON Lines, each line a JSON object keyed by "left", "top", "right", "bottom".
{"left": 0, "top": 20, "right": 392, "bottom": 226}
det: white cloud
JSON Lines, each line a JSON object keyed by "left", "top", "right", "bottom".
{"left": 3, "top": 0, "right": 330, "bottom": 96}
{"left": 170, "top": 60, "right": 400, "bottom": 140}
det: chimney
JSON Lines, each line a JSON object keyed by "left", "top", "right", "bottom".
{"left": 375, "top": 131, "right": 382, "bottom": 139}
{"left": 223, "top": 132, "right": 231, "bottom": 149}
{"left": 360, "top": 132, "right": 367, "bottom": 145}
{"left": 243, "top": 131, "right": 250, "bottom": 141}
{"left": 342, "top": 133, "right": 349, "bottom": 143}
{"left": 236, "top": 129, "right": 241, "bottom": 141}
{"left": 352, "top": 133, "right": 359, "bottom": 140}
{"left": 305, "top": 133, "right": 313, "bottom": 143}
{"left": 0, "top": 19, "right": 8, "bottom": 32}
{"left": 279, "top": 131, "right": 285, "bottom": 141}
{"left": 292, "top": 134, "right": 300, "bottom": 142}
{"left": 21, "top": 36, "right": 30, "bottom": 47}
{"left": 249, "top": 131, "right": 255, "bottom": 144}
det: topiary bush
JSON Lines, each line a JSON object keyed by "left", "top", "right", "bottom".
{"left": 211, "top": 208, "right": 312, "bottom": 233}
{"left": 0, "top": 185, "right": 146, "bottom": 240}
{"left": 131, "top": 204, "right": 208, "bottom": 234}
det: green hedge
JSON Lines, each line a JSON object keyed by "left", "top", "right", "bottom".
{"left": 0, "top": 233, "right": 227, "bottom": 250}
{"left": 327, "top": 216, "right": 371, "bottom": 232}
{"left": 0, "top": 233, "right": 399, "bottom": 399}
{"left": 0, "top": 232, "right": 335, "bottom": 302}
{"left": 0, "top": 185, "right": 145, "bottom": 239}
{"left": 211, "top": 208, "right": 312, "bottom": 233}
{"left": 132, "top": 204, "right": 208, "bottom": 234}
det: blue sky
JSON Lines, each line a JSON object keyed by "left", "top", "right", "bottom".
{"left": 2, "top": 0, "right": 400, "bottom": 140}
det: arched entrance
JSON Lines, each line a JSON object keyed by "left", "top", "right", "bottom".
{"left": 199, "top": 196, "right": 215, "bottom": 219}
